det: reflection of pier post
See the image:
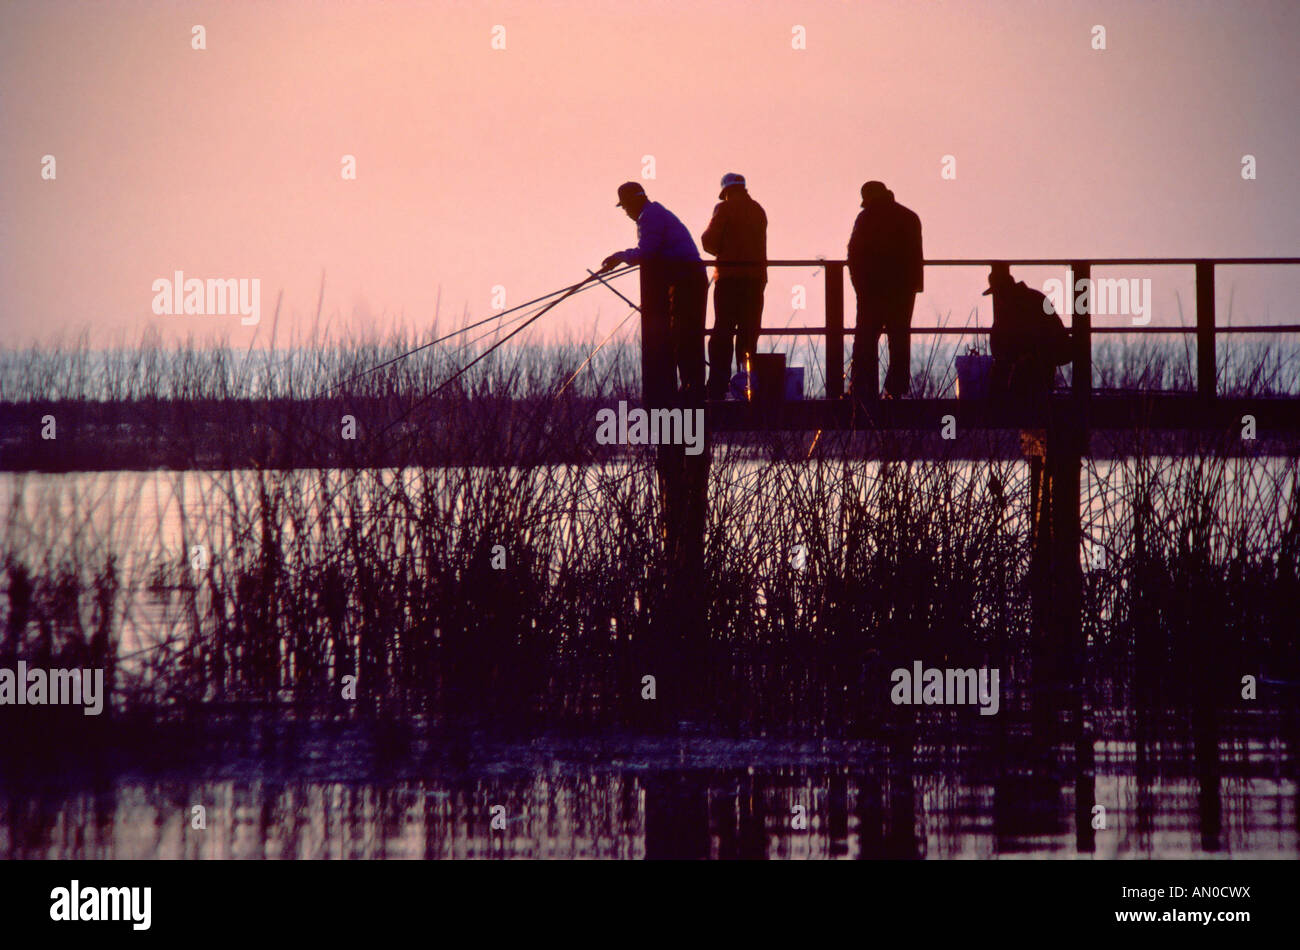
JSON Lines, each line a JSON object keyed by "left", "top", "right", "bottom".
{"left": 644, "top": 771, "right": 711, "bottom": 859}
{"left": 1193, "top": 700, "right": 1223, "bottom": 852}
{"left": 654, "top": 431, "right": 710, "bottom": 710}
{"left": 638, "top": 260, "right": 711, "bottom": 715}
{"left": 1022, "top": 399, "right": 1093, "bottom": 849}
{"left": 1024, "top": 403, "right": 1084, "bottom": 692}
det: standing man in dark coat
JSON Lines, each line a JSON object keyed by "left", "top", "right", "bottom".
{"left": 602, "top": 182, "right": 708, "bottom": 407}
{"left": 847, "top": 181, "right": 924, "bottom": 400}
{"left": 700, "top": 173, "right": 767, "bottom": 399}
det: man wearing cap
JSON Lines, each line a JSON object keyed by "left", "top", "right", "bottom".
{"left": 601, "top": 182, "right": 708, "bottom": 407}
{"left": 847, "top": 181, "right": 924, "bottom": 400}
{"left": 700, "top": 173, "right": 768, "bottom": 400}
{"left": 983, "top": 262, "right": 1070, "bottom": 401}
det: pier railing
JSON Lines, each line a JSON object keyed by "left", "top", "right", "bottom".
{"left": 709, "top": 258, "right": 1300, "bottom": 400}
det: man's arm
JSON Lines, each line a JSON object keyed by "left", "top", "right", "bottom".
{"left": 624, "top": 204, "right": 670, "bottom": 264}
{"left": 847, "top": 211, "right": 868, "bottom": 276}
{"left": 603, "top": 204, "right": 660, "bottom": 269}
{"left": 607, "top": 239, "right": 643, "bottom": 267}
{"left": 700, "top": 202, "right": 727, "bottom": 257}
{"left": 910, "top": 212, "right": 924, "bottom": 293}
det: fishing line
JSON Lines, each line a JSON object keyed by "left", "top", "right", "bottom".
{"left": 266, "top": 267, "right": 641, "bottom": 460}
{"left": 371, "top": 268, "right": 621, "bottom": 444}
{"left": 554, "top": 308, "right": 640, "bottom": 399}
{"left": 332, "top": 266, "right": 639, "bottom": 392}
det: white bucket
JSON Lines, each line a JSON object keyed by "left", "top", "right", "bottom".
{"left": 955, "top": 354, "right": 993, "bottom": 399}
{"left": 731, "top": 367, "right": 805, "bottom": 401}
{"left": 784, "top": 367, "right": 804, "bottom": 401}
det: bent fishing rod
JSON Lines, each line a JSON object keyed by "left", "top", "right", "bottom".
{"left": 370, "top": 266, "right": 632, "bottom": 442}
{"left": 334, "top": 265, "right": 639, "bottom": 391}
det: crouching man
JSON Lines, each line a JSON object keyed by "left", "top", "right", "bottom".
{"left": 983, "top": 261, "right": 1072, "bottom": 403}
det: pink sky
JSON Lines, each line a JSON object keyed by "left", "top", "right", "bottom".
{"left": 2, "top": 0, "right": 1298, "bottom": 347}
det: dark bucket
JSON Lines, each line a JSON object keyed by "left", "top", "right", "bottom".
{"left": 745, "top": 353, "right": 787, "bottom": 405}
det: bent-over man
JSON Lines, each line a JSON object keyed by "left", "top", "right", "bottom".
{"left": 602, "top": 182, "right": 708, "bottom": 408}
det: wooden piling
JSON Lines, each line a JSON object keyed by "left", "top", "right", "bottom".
{"left": 649, "top": 415, "right": 711, "bottom": 717}
{"left": 1023, "top": 399, "right": 1091, "bottom": 844}
{"left": 825, "top": 263, "right": 846, "bottom": 399}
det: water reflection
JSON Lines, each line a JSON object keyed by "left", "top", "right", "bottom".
{"left": 2, "top": 729, "right": 1294, "bottom": 859}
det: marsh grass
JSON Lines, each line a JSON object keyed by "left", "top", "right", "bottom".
{"left": 3, "top": 425, "right": 1295, "bottom": 746}
{"left": 2, "top": 320, "right": 1298, "bottom": 756}
{"left": 3, "top": 319, "right": 1297, "bottom": 404}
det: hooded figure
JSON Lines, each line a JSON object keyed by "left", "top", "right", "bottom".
{"left": 847, "top": 182, "right": 924, "bottom": 399}
{"left": 983, "top": 262, "right": 1071, "bottom": 401}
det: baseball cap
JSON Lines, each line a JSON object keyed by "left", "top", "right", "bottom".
{"left": 982, "top": 261, "right": 1013, "bottom": 295}
{"left": 860, "top": 180, "right": 888, "bottom": 207}
{"left": 719, "top": 172, "right": 746, "bottom": 199}
{"left": 615, "top": 182, "right": 646, "bottom": 207}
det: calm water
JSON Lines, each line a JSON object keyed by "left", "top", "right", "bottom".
{"left": 3, "top": 726, "right": 1295, "bottom": 859}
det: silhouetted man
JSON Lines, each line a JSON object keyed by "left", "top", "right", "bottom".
{"left": 602, "top": 182, "right": 708, "bottom": 407}
{"left": 701, "top": 173, "right": 767, "bottom": 399}
{"left": 983, "top": 262, "right": 1070, "bottom": 401}
{"left": 847, "top": 181, "right": 924, "bottom": 399}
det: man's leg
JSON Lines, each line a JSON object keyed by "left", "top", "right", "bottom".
{"left": 736, "top": 278, "right": 765, "bottom": 373}
{"left": 640, "top": 265, "right": 674, "bottom": 410}
{"left": 708, "top": 279, "right": 740, "bottom": 399}
{"left": 670, "top": 266, "right": 708, "bottom": 405}
{"left": 850, "top": 292, "right": 884, "bottom": 400}
{"left": 883, "top": 292, "right": 916, "bottom": 397}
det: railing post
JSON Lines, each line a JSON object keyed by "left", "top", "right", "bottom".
{"left": 1196, "top": 261, "right": 1216, "bottom": 400}
{"left": 825, "top": 262, "right": 845, "bottom": 399}
{"left": 1071, "top": 261, "right": 1091, "bottom": 403}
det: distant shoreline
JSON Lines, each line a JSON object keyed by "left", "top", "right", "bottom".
{"left": 2, "top": 395, "right": 1295, "bottom": 471}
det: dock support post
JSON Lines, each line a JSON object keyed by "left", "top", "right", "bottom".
{"left": 1071, "top": 261, "right": 1092, "bottom": 405}
{"left": 1024, "top": 406, "right": 1084, "bottom": 685}
{"left": 1024, "top": 399, "right": 1090, "bottom": 843}
{"left": 1196, "top": 261, "right": 1216, "bottom": 401}
{"left": 825, "top": 263, "right": 845, "bottom": 399}
{"left": 652, "top": 422, "right": 711, "bottom": 717}
{"left": 1019, "top": 415, "right": 1081, "bottom": 691}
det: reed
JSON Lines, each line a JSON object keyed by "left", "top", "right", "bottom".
{"left": 2, "top": 321, "right": 1297, "bottom": 758}
{"left": 3, "top": 426, "right": 1294, "bottom": 742}
{"left": 3, "top": 325, "right": 1297, "bottom": 404}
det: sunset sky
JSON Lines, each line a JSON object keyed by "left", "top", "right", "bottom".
{"left": 2, "top": 0, "right": 1297, "bottom": 347}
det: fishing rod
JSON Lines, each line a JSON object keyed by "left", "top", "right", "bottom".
{"left": 264, "top": 265, "right": 642, "bottom": 460}
{"left": 585, "top": 267, "right": 641, "bottom": 312}
{"left": 333, "top": 266, "right": 639, "bottom": 391}
{"left": 252, "top": 297, "right": 553, "bottom": 457}
{"left": 455, "top": 291, "right": 556, "bottom": 353}
{"left": 547, "top": 269, "right": 646, "bottom": 399}
{"left": 371, "top": 268, "right": 620, "bottom": 443}
{"left": 554, "top": 307, "right": 640, "bottom": 399}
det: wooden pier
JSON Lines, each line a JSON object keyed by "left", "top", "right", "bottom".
{"left": 703, "top": 257, "right": 1300, "bottom": 401}
{"left": 655, "top": 255, "right": 1300, "bottom": 724}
